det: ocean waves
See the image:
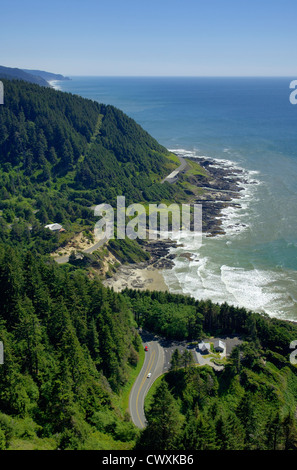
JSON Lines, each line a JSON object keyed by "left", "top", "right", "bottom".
{"left": 162, "top": 148, "right": 297, "bottom": 320}
{"left": 163, "top": 248, "right": 297, "bottom": 321}
{"left": 57, "top": 77, "right": 297, "bottom": 321}
{"left": 170, "top": 147, "right": 262, "bottom": 238}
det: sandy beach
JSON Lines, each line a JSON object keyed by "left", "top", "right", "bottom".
{"left": 103, "top": 264, "right": 169, "bottom": 293}
{"left": 101, "top": 156, "right": 247, "bottom": 294}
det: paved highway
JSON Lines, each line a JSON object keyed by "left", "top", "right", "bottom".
{"left": 129, "top": 338, "right": 164, "bottom": 429}
{"left": 161, "top": 154, "right": 189, "bottom": 184}
{"left": 129, "top": 333, "right": 192, "bottom": 429}
{"left": 129, "top": 335, "right": 241, "bottom": 428}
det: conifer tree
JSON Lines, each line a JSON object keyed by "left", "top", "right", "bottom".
{"left": 137, "top": 381, "right": 182, "bottom": 450}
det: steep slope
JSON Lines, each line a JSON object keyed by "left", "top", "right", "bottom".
{"left": 0, "top": 245, "right": 142, "bottom": 449}
{"left": 0, "top": 79, "right": 180, "bottom": 254}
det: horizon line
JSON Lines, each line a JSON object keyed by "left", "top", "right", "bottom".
{"left": 61, "top": 74, "right": 297, "bottom": 79}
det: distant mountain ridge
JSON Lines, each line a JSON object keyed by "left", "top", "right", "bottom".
{"left": 22, "top": 69, "right": 71, "bottom": 82}
{"left": 0, "top": 65, "right": 70, "bottom": 87}
{"left": 0, "top": 65, "right": 50, "bottom": 87}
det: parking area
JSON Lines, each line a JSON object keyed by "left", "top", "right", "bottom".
{"left": 139, "top": 329, "right": 243, "bottom": 373}
{"left": 195, "top": 336, "right": 243, "bottom": 371}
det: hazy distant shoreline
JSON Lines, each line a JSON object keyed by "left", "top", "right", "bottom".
{"left": 48, "top": 80, "right": 62, "bottom": 90}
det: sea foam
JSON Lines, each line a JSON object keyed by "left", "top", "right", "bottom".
{"left": 161, "top": 148, "right": 297, "bottom": 319}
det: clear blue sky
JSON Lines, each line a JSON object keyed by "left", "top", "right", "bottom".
{"left": 1, "top": 0, "right": 297, "bottom": 76}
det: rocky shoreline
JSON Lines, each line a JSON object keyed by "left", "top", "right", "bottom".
{"left": 103, "top": 156, "right": 253, "bottom": 291}
{"left": 140, "top": 155, "right": 252, "bottom": 269}
{"left": 186, "top": 156, "right": 248, "bottom": 237}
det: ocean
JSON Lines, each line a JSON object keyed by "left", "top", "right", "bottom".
{"left": 55, "top": 76, "right": 297, "bottom": 321}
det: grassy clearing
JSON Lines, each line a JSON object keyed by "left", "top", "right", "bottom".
{"left": 165, "top": 152, "right": 181, "bottom": 166}
{"left": 115, "top": 345, "right": 146, "bottom": 416}
{"left": 184, "top": 158, "right": 209, "bottom": 177}
{"left": 9, "top": 437, "right": 56, "bottom": 450}
{"left": 180, "top": 180, "right": 206, "bottom": 197}
{"left": 144, "top": 374, "right": 165, "bottom": 414}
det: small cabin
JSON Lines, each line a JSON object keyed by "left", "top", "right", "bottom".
{"left": 214, "top": 340, "right": 225, "bottom": 353}
{"left": 198, "top": 341, "right": 210, "bottom": 354}
{"left": 45, "top": 223, "right": 65, "bottom": 232}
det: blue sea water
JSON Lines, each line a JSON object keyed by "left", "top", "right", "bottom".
{"left": 56, "top": 77, "right": 297, "bottom": 321}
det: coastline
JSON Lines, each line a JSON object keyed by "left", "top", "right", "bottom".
{"left": 103, "top": 153, "right": 253, "bottom": 294}
{"left": 42, "top": 79, "right": 297, "bottom": 322}
{"left": 102, "top": 239, "right": 177, "bottom": 292}
{"left": 185, "top": 154, "right": 258, "bottom": 237}
{"left": 48, "top": 80, "right": 62, "bottom": 90}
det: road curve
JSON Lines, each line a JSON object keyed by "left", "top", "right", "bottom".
{"left": 53, "top": 236, "right": 107, "bottom": 264}
{"left": 129, "top": 340, "right": 164, "bottom": 429}
{"left": 161, "top": 154, "right": 189, "bottom": 184}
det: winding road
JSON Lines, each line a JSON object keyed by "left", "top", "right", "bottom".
{"left": 128, "top": 334, "right": 239, "bottom": 429}
{"left": 161, "top": 154, "right": 189, "bottom": 184}
{"left": 128, "top": 332, "right": 193, "bottom": 429}
{"left": 53, "top": 236, "right": 107, "bottom": 264}
{"left": 129, "top": 338, "right": 164, "bottom": 429}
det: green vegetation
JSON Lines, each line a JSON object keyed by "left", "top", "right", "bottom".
{"left": 0, "top": 65, "right": 50, "bottom": 87}
{"left": 1, "top": 256, "right": 297, "bottom": 450}
{"left": 124, "top": 289, "right": 297, "bottom": 450}
{"left": 138, "top": 352, "right": 297, "bottom": 450}
{"left": 0, "top": 79, "right": 183, "bottom": 257}
{"left": 0, "top": 79, "right": 297, "bottom": 450}
{"left": 108, "top": 238, "right": 150, "bottom": 264}
{"left": 67, "top": 238, "right": 150, "bottom": 276}
{"left": 0, "top": 246, "right": 141, "bottom": 449}
{"left": 179, "top": 158, "right": 210, "bottom": 198}
{"left": 184, "top": 158, "right": 209, "bottom": 177}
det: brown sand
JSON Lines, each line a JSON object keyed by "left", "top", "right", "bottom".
{"left": 103, "top": 265, "right": 168, "bottom": 292}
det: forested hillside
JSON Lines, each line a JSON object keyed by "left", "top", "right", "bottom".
{"left": 0, "top": 79, "right": 297, "bottom": 451}
{"left": 126, "top": 290, "right": 297, "bottom": 450}
{"left": 138, "top": 360, "right": 297, "bottom": 451}
{"left": 22, "top": 69, "right": 70, "bottom": 82}
{"left": 0, "top": 66, "right": 50, "bottom": 87}
{"left": 0, "top": 246, "right": 142, "bottom": 449}
{"left": 0, "top": 80, "right": 181, "bottom": 255}
{"left": 1, "top": 247, "right": 297, "bottom": 449}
